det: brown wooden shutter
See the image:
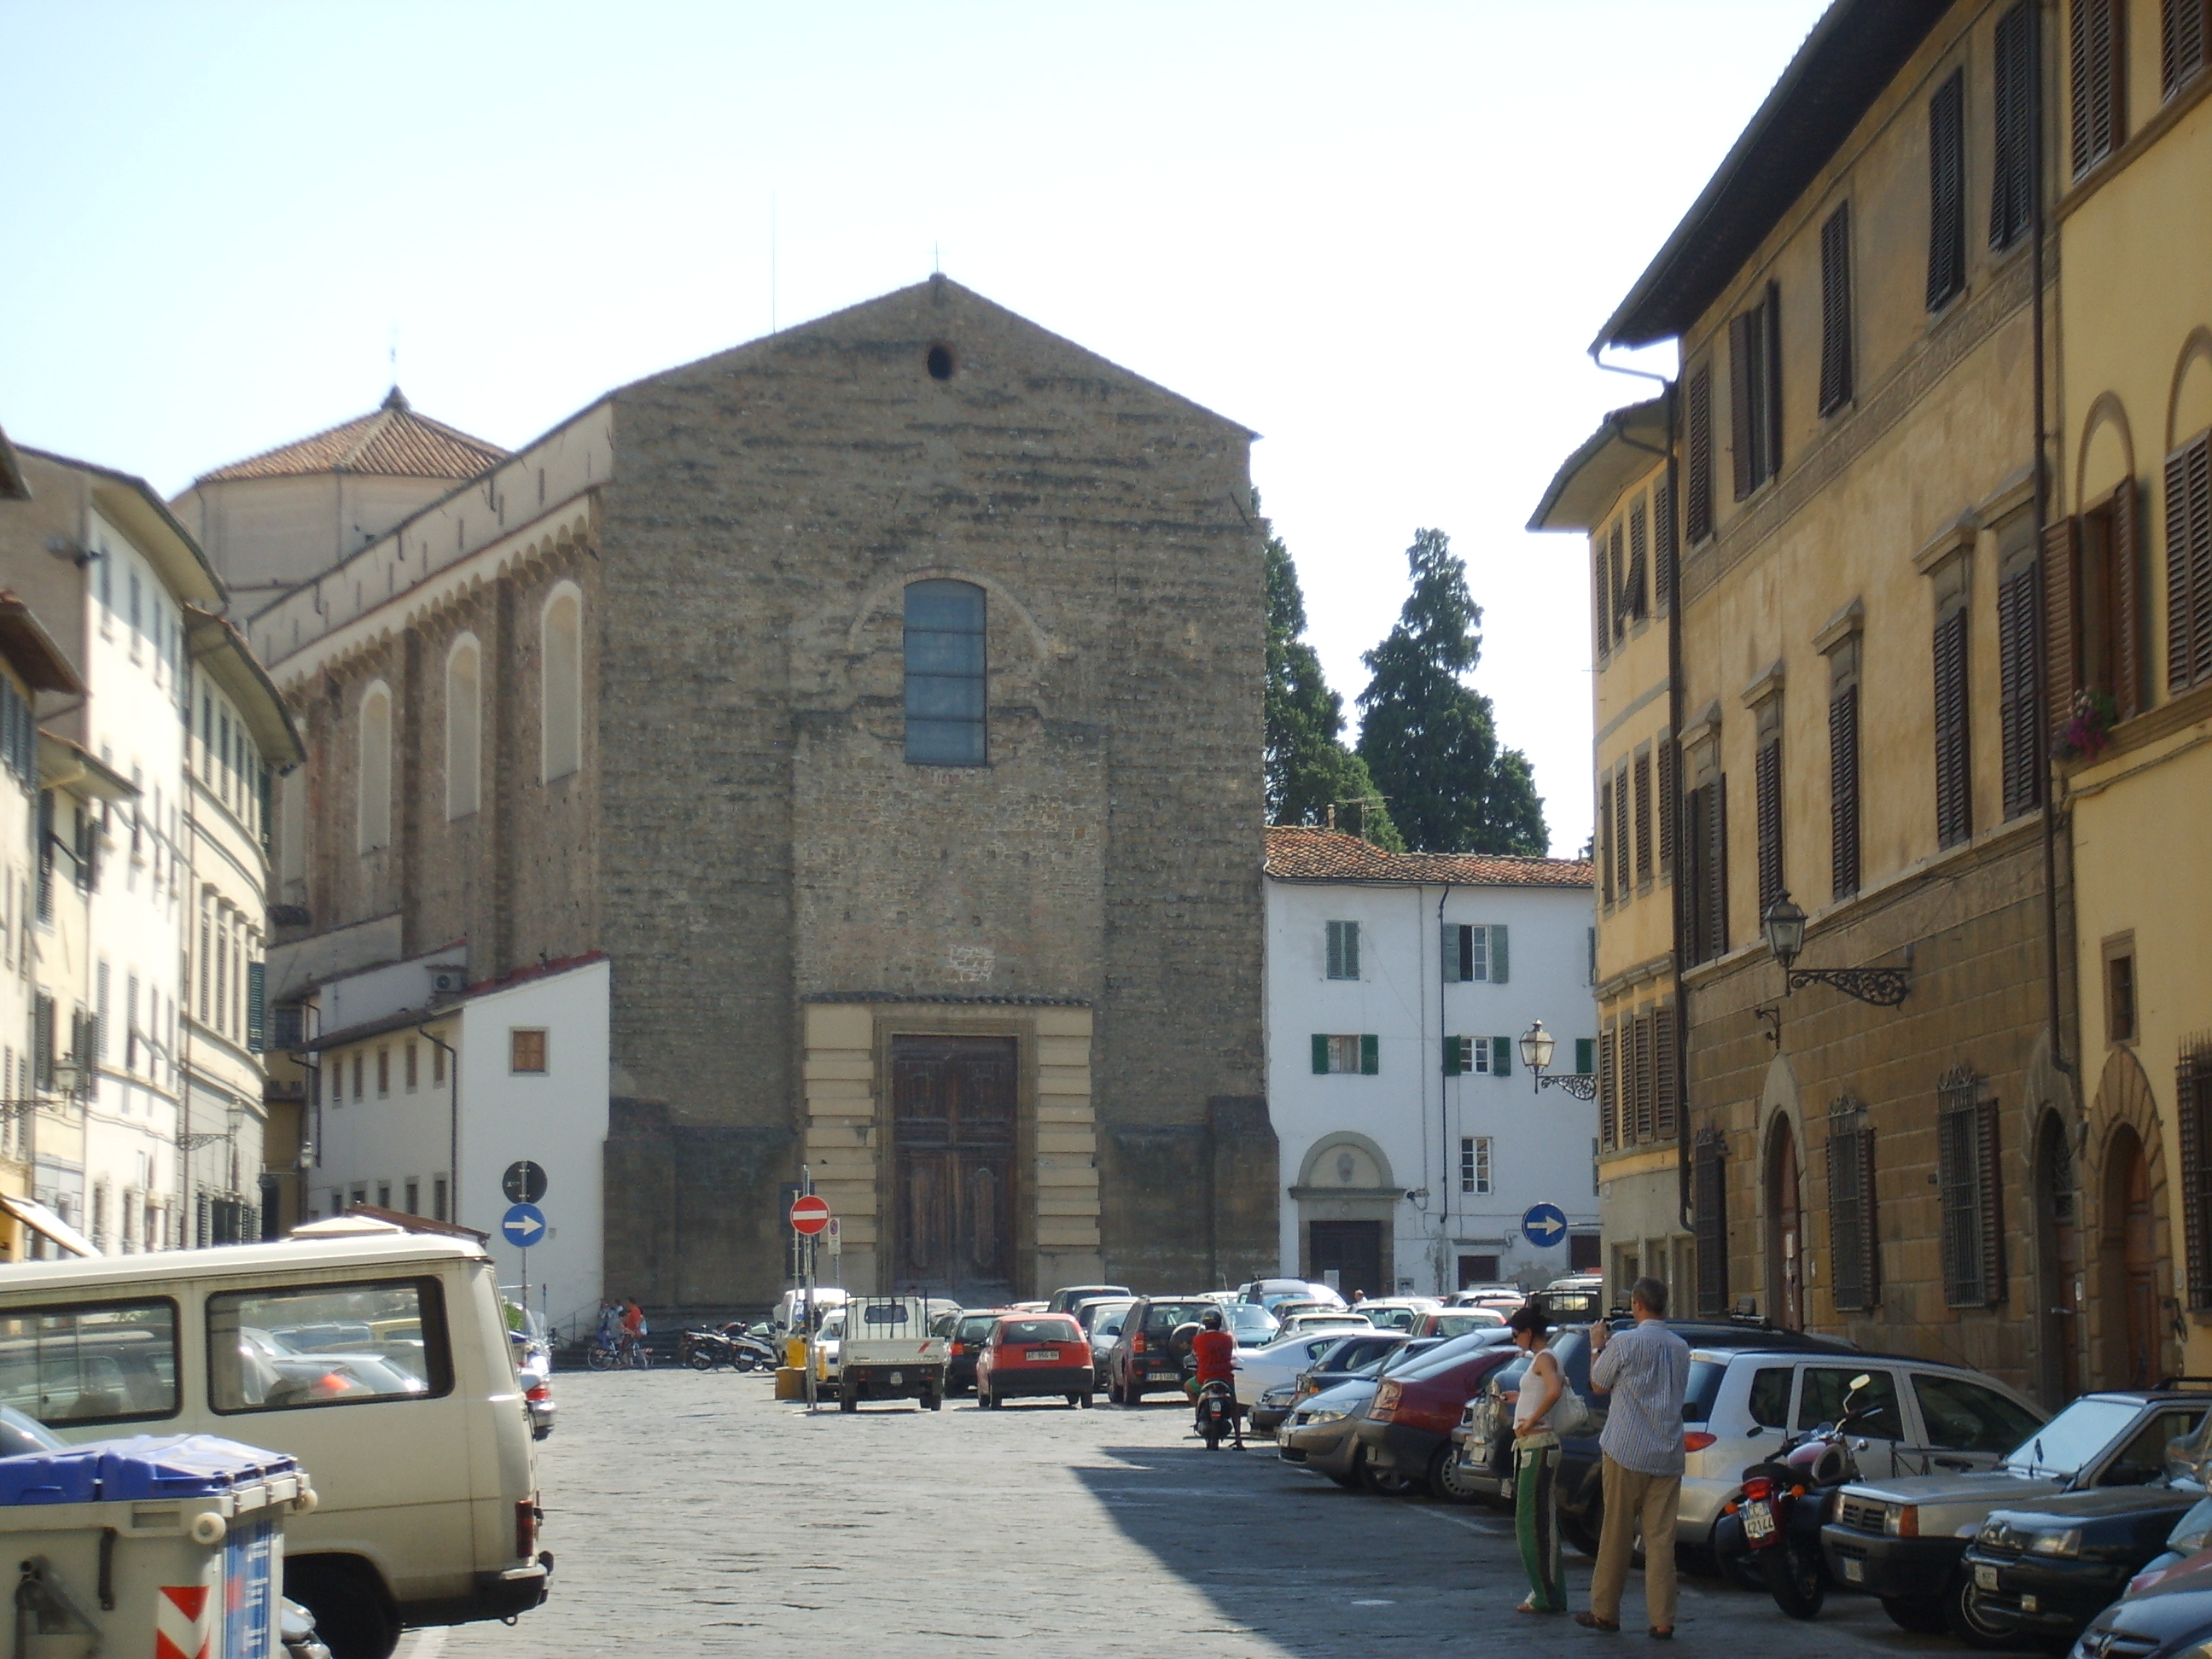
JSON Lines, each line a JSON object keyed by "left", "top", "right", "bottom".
{"left": 1829, "top": 684, "right": 1861, "bottom": 900}
{"left": 1707, "top": 775, "right": 1730, "bottom": 957}
{"left": 2167, "top": 434, "right": 2212, "bottom": 691}
{"left": 2110, "top": 476, "right": 2144, "bottom": 718}
{"left": 1592, "top": 534, "right": 1611, "bottom": 658}
{"left": 1928, "top": 69, "right": 1967, "bottom": 310}
{"left": 1631, "top": 1009, "right": 1656, "bottom": 1143}
{"left": 1599, "top": 777, "right": 1615, "bottom": 904}
{"left": 1598, "top": 1026, "right": 1619, "bottom": 1149}
{"left": 1755, "top": 736, "right": 1784, "bottom": 918}
{"left": 1686, "top": 367, "right": 1714, "bottom": 543}
{"left": 1627, "top": 499, "right": 1649, "bottom": 622}
{"left": 1615, "top": 766, "right": 1632, "bottom": 896}
{"left": 1977, "top": 1086, "right": 2006, "bottom": 1305}
{"left": 1761, "top": 282, "right": 1783, "bottom": 482}
{"left": 1693, "top": 1131, "right": 1729, "bottom": 1316}
{"left": 1657, "top": 736, "right": 1677, "bottom": 880}
{"left": 1827, "top": 1099, "right": 1878, "bottom": 1313}
{"left": 1819, "top": 203, "right": 1854, "bottom": 415}
{"left": 1991, "top": 3, "right": 2036, "bottom": 250}
{"left": 1653, "top": 1005, "right": 1679, "bottom": 1142}
{"left": 1729, "top": 311, "right": 1757, "bottom": 502}
{"left": 1654, "top": 480, "right": 1678, "bottom": 613}
{"left": 2072, "top": 0, "right": 2126, "bottom": 176}
{"left": 1633, "top": 751, "right": 1653, "bottom": 886}
{"left": 2044, "top": 516, "right": 2083, "bottom": 735}
{"left": 1999, "top": 564, "right": 2043, "bottom": 818}
{"left": 2180, "top": 1034, "right": 2212, "bottom": 1308}
{"left": 1609, "top": 523, "right": 1627, "bottom": 644}
{"left": 2164, "top": 0, "right": 2210, "bottom": 99}
{"left": 1935, "top": 608, "right": 1972, "bottom": 847}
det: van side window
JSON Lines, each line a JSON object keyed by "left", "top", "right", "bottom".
{"left": 207, "top": 1278, "right": 453, "bottom": 1413}
{"left": 1747, "top": 1366, "right": 1792, "bottom": 1429}
{"left": 1796, "top": 1366, "right": 1901, "bottom": 1441}
{"left": 0, "top": 1300, "right": 178, "bottom": 1425}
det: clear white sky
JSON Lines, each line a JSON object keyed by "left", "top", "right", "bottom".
{"left": 1, "top": 1, "right": 1830, "bottom": 856}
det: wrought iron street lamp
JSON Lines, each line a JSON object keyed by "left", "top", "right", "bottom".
{"left": 1761, "top": 890, "right": 1911, "bottom": 1007}
{"left": 1519, "top": 1021, "right": 1596, "bottom": 1100}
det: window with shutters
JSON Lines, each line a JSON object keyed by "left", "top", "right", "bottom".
{"left": 510, "top": 1028, "right": 549, "bottom": 1074}
{"left": 1657, "top": 734, "right": 1678, "bottom": 881}
{"left": 1928, "top": 68, "right": 1968, "bottom": 311}
{"left": 1685, "top": 776, "right": 1729, "bottom": 964}
{"left": 1686, "top": 366, "right": 1715, "bottom": 544}
{"left": 1444, "top": 1035, "right": 1493, "bottom": 1076}
{"left": 1324, "top": 920, "right": 1360, "bottom": 981}
{"left": 2180, "top": 1034, "right": 2212, "bottom": 1308}
{"left": 2165, "top": 0, "right": 2210, "bottom": 98}
{"left": 905, "top": 579, "right": 988, "bottom": 765}
{"left": 2167, "top": 434, "right": 2212, "bottom": 692}
{"left": 1694, "top": 1130, "right": 1729, "bottom": 1316}
{"left": 1441, "top": 923, "right": 1505, "bottom": 983}
{"left": 2070, "top": 0, "right": 2127, "bottom": 177}
{"left": 1599, "top": 776, "right": 1616, "bottom": 905}
{"left": 1609, "top": 523, "right": 1627, "bottom": 646}
{"left": 1631, "top": 1008, "right": 1656, "bottom": 1143}
{"left": 1728, "top": 285, "right": 1783, "bottom": 499}
{"left": 1592, "top": 532, "right": 1613, "bottom": 660}
{"left": 1991, "top": 3, "right": 2035, "bottom": 251}
{"left": 1461, "top": 1137, "right": 1493, "bottom": 1196}
{"left": 1754, "top": 703, "right": 1784, "bottom": 919}
{"left": 1827, "top": 1097, "right": 1880, "bottom": 1312}
{"left": 1626, "top": 500, "right": 1649, "bottom": 625}
{"left": 1938, "top": 1063, "right": 2005, "bottom": 1307}
{"left": 1633, "top": 749, "right": 1653, "bottom": 888}
{"left": 1655, "top": 1005, "right": 1679, "bottom": 1141}
{"left": 1614, "top": 765, "right": 1631, "bottom": 898}
{"left": 1598, "top": 1026, "right": 1619, "bottom": 1150}
{"left": 1654, "top": 481, "right": 1678, "bottom": 615}
{"left": 1819, "top": 203, "right": 1854, "bottom": 415}
{"left": 1935, "top": 604, "right": 1973, "bottom": 848}
{"left": 1827, "top": 631, "right": 1863, "bottom": 900}
{"left": 1998, "top": 549, "right": 2044, "bottom": 818}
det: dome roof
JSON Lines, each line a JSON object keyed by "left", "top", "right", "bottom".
{"left": 195, "top": 387, "right": 506, "bottom": 484}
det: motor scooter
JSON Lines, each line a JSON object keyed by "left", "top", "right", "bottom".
{"left": 1196, "top": 1379, "right": 1243, "bottom": 1450}
{"left": 1714, "top": 1371, "right": 1882, "bottom": 1619}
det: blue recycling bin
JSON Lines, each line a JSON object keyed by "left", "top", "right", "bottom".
{"left": 0, "top": 1434, "right": 317, "bottom": 1659}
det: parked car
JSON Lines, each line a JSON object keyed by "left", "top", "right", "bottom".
{"left": 1253, "top": 1333, "right": 1434, "bottom": 1435}
{"left": 975, "top": 1313, "right": 1093, "bottom": 1408}
{"left": 1530, "top": 1273, "right": 1605, "bottom": 1321}
{"left": 1449, "top": 1284, "right": 1526, "bottom": 1312}
{"left": 1823, "top": 1386, "right": 2212, "bottom": 1642}
{"left": 1353, "top": 1331, "right": 1522, "bottom": 1499}
{"left": 1237, "top": 1278, "right": 1348, "bottom": 1313}
{"left": 1044, "top": 1284, "right": 1131, "bottom": 1314}
{"left": 2064, "top": 1518, "right": 2212, "bottom": 1659}
{"left": 1221, "top": 1301, "right": 1282, "bottom": 1348}
{"left": 506, "top": 1306, "right": 555, "bottom": 1440}
{"left": 946, "top": 1308, "right": 1010, "bottom": 1396}
{"left": 1279, "top": 1311, "right": 1373, "bottom": 1338}
{"left": 1278, "top": 1377, "right": 1390, "bottom": 1484}
{"left": 1103, "top": 1295, "right": 1217, "bottom": 1404}
{"left": 1346, "top": 1297, "right": 1441, "bottom": 1332}
{"left": 1961, "top": 1486, "right": 2205, "bottom": 1648}
{"left": 1412, "top": 1307, "right": 1509, "bottom": 1339}
{"left": 1232, "top": 1329, "right": 1377, "bottom": 1407}
{"left": 1072, "top": 1297, "right": 1135, "bottom": 1379}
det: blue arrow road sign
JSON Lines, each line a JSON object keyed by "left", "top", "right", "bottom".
{"left": 500, "top": 1203, "right": 547, "bottom": 1249}
{"left": 1521, "top": 1202, "right": 1569, "bottom": 1249}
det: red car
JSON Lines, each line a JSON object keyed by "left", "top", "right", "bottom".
{"left": 1350, "top": 1333, "right": 1517, "bottom": 1497}
{"left": 975, "top": 1314, "right": 1094, "bottom": 1409}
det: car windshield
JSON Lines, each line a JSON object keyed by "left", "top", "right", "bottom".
{"left": 2005, "top": 1398, "right": 2145, "bottom": 1476}
{"left": 1074, "top": 1301, "right": 1133, "bottom": 1333}
{"left": 1224, "top": 1305, "right": 1278, "bottom": 1340}
{"left": 957, "top": 1316, "right": 1001, "bottom": 1343}
{"left": 1383, "top": 1332, "right": 1494, "bottom": 1381}
{"left": 998, "top": 1319, "right": 1080, "bottom": 1345}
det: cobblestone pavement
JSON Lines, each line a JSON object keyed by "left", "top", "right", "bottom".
{"left": 406, "top": 1369, "right": 1957, "bottom": 1658}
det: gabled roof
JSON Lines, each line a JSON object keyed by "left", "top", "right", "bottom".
{"left": 1528, "top": 399, "right": 1668, "bottom": 533}
{"left": 18, "top": 446, "right": 225, "bottom": 608}
{"left": 1597, "top": 0, "right": 1953, "bottom": 349}
{"left": 0, "top": 591, "right": 82, "bottom": 695}
{"left": 195, "top": 387, "right": 508, "bottom": 485}
{"left": 1265, "top": 826, "right": 1591, "bottom": 889}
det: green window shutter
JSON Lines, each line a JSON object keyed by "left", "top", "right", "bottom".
{"left": 1443, "top": 1036, "right": 1462, "bottom": 1076}
{"left": 1576, "top": 1037, "right": 1596, "bottom": 1075}
{"left": 1490, "top": 925, "right": 1510, "bottom": 983}
{"left": 1493, "top": 1035, "right": 1511, "bottom": 1077}
{"left": 1312, "top": 1034, "right": 1330, "bottom": 1075}
{"left": 1441, "top": 923, "right": 1461, "bottom": 983}
{"left": 1359, "top": 1034, "right": 1380, "bottom": 1075}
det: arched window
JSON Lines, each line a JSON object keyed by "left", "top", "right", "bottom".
{"left": 541, "top": 585, "right": 582, "bottom": 783}
{"left": 904, "top": 579, "right": 987, "bottom": 765}
{"left": 445, "top": 636, "right": 481, "bottom": 819}
{"left": 358, "top": 682, "right": 393, "bottom": 853}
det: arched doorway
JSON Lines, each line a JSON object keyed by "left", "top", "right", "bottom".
{"left": 2034, "top": 1113, "right": 2081, "bottom": 1405}
{"left": 2099, "top": 1126, "right": 2159, "bottom": 1388}
{"left": 1766, "top": 1119, "right": 1803, "bottom": 1330}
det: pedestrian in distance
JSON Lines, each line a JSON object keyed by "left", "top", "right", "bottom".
{"left": 1501, "top": 1304, "right": 1565, "bottom": 1615}
{"left": 1576, "top": 1276, "right": 1690, "bottom": 1639}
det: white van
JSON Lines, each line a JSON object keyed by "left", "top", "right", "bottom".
{"left": 0, "top": 1233, "right": 546, "bottom": 1659}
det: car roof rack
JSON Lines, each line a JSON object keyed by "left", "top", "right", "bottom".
{"left": 2152, "top": 1377, "right": 2212, "bottom": 1391}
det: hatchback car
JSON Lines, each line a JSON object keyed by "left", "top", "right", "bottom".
{"left": 1412, "top": 1307, "right": 1508, "bottom": 1339}
{"left": 1353, "top": 1330, "right": 1522, "bottom": 1499}
{"left": 1103, "top": 1296, "right": 1217, "bottom": 1404}
{"left": 1238, "top": 1279, "right": 1348, "bottom": 1313}
{"left": 1961, "top": 1484, "right": 2204, "bottom": 1648}
{"left": 1346, "top": 1297, "right": 1442, "bottom": 1332}
{"left": 976, "top": 1314, "right": 1093, "bottom": 1408}
{"left": 945, "top": 1308, "right": 1010, "bottom": 1396}
{"left": 1044, "top": 1284, "right": 1131, "bottom": 1314}
{"left": 1254, "top": 1334, "right": 1435, "bottom": 1435}
{"left": 1233, "top": 1329, "right": 1375, "bottom": 1407}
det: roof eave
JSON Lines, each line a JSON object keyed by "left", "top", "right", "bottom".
{"left": 18, "top": 448, "right": 229, "bottom": 608}
{"left": 184, "top": 607, "right": 306, "bottom": 768}
{"left": 1527, "top": 399, "right": 1668, "bottom": 533}
{"left": 0, "top": 597, "right": 84, "bottom": 695}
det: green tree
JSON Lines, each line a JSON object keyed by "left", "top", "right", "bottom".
{"left": 1265, "top": 519, "right": 1403, "bottom": 849}
{"left": 1355, "top": 527, "right": 1548, "bottom": 855}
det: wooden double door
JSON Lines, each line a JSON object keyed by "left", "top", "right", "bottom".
{"left": 890, "top": 1035, "right": 1016, "bottom": 1298}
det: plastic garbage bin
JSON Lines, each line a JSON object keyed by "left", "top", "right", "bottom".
{"left": 0, "top": 1433, "right": 317, "bottom": 1659}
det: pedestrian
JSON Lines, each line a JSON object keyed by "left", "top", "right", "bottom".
{"left": 1349, "top": 1288, "right": 1365, "bottom": 1305}
{"left": 1502, "top": 1304, "right": 1565, "bottom": 1614}
{"left": 1575, "top": 1275, "right": 1689, "bottom": 1639}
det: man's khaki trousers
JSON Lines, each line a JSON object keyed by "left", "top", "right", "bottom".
{"left": 1588, "top": 1453, "right": 1679, "bottom": 1630}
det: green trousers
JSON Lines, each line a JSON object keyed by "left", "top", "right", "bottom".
{"left": 1516, "top": 1432, "right": 1565, "bottom": 1612}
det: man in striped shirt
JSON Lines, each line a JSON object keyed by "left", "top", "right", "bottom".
{"left": 1575, "top": 1276, "right": 1690, "bottom": 1638}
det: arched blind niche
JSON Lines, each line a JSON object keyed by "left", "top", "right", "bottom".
{"left": 358, "top": 683, "right": 393, "bottom": 853}
{"left": 445, "top": 635, "right": 481, "bottom": 819}
{"left": 541, "top": 584, "right": 583, "bottom": 783}
{"left": 903, "top": 579, "right": 987, "bottom": 766}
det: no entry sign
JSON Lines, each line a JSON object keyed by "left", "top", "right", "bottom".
{"left": 789, "top": 1195, "right": 832, "bottom": 1236}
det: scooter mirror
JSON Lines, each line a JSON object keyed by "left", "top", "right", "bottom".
{"left": 1848, "top": 1373, "right": 1872, "bottom": 1391}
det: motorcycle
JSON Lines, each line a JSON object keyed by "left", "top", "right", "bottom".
{"left": 1195, "top": 1378, "right": 1243, "bottom": 1451}
{"left": 1716, "top": 1371, "right": 1882, "bottom": 1619}
{"left": 727, "top": 1324, "right": 781, "bottom": 1371}
{"left": 681, "top": 1328, "right": 738, "bottom": 1371}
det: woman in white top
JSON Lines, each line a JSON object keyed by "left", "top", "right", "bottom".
{"left": 1501, "top": 1303, "right": 1566, "bottom": 1613}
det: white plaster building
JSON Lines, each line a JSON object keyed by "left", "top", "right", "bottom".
{"left": 1264, "top": 827, "right": 1599, "bottom": 1294}
{"left": 306, "top": 951, "right": 609, "bottom": 1335}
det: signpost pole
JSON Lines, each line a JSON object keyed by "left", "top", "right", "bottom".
{"left": 802, "top": 1164, "right": 817, "bottom": 1414}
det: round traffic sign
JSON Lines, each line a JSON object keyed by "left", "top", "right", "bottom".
{"left": 500, "top": 1202, "right": 548, "bottom": 1249}
{"left": 503, "top": 1161, "right": 548, "bottom": 1205}
{"left": 1521, "top": 1202, "right": 1569, "bottom": 1249}
{"left": 789, "top": 1195, "right": 831, "bottom": 1236}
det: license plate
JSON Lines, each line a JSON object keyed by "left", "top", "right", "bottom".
{"left": 1028, "top": 1350, "right": 1061, "bottom": 1362}
{"left": 1743, "top": 1500, "right": 1775, "bottom": 1541}
{"left": 2021, "top": 1596, "right": 2039, "bottom": 1614}
{"left": 1976, "top": 1564, "right": 2000, "bottom": 1592}
{"left": 1842, "top": 1558, "right": 1863, "bottom": 1584}
{"left": 1150, "top": 1371, "right": 1178, "bottom": 1382}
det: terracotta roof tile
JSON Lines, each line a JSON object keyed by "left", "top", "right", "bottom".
{"left": 195, "top": 387, "right": 506, "bottom": 484}
{"left": 1264, "top": 826, "right": 1592, "bottom": 888}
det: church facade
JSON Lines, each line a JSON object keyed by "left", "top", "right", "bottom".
{"left": 224, "top": 278, "right": 1276, "bottom": 1310}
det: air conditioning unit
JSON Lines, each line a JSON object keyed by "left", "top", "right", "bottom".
{"left": 428, "top": 966, "right": 468, "bottom": 998}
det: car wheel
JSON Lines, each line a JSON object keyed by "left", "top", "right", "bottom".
{"left": 1946, "top": 1575, "right": 2020, "bottom": 1650}
{"left": 287, "top": 1560, "right": 399, "bottom": 1659}
{"left": 1066, "top": 1393, "right": 1082, "bottom": 1408}
{"left": 1360, "top": 1458, "right": 1417, "bottom": 1497}
{"left": 1561, "top": 1492, "right": 1603, "bottom": 1557}
{"left": 839, "top": 1391, "right": 857, "bottom": 1413}
{"left": 1429, "top": 1443, "right": 1481, "bottom": 1504}
{"left": 1124, "top": 1384, "right": 1144, "bottom": 1407}
{"left": 1882, "top": 1597, "right": 1949, "bottom": 1636}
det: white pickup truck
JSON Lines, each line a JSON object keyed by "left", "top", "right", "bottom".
{"left": 835, "top": 1296, "right": 950, "bottom": 1412}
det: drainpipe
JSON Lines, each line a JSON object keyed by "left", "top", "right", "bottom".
{"left": 2031, "top": 0, "right": 2072, "bottom": 1085}
{"left": 417, "top": 1026, "right": 458, "bottom": 1225}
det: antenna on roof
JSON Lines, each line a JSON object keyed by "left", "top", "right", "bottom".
{"left": 388, "top": 322, "right": 399, "bottom": 399}
{"left": 770, "top": 193, "right": 778, "bottom": 335}
{"left": 933, "top": 242, "right": 940, "bottom": 275}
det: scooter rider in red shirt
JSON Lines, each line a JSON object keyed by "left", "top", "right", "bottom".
{"left": 1190, "top": 1307, "right": 1243, "bottom": 1447}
